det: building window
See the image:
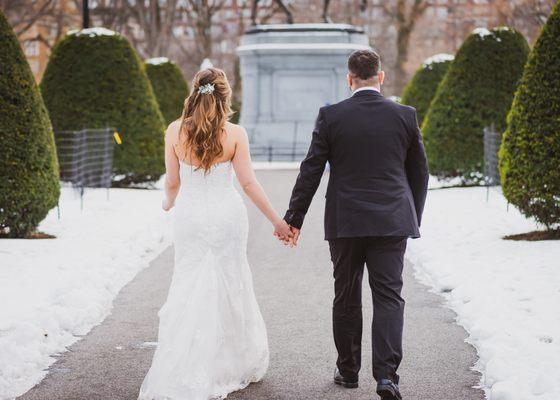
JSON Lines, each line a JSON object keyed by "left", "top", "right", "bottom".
{"left": 24, "top": 41, "right": 39, "bottom": 57}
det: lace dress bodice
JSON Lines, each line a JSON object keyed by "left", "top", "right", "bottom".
{"left": 178, "top": 161, "right": 234, "bottom": 191}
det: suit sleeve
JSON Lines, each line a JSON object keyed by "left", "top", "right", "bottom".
{"left": 284, "top": 108, "right": 330, "bottom": 229}
{"left": 405, "top": 109, "right": 429, "bottom": 227}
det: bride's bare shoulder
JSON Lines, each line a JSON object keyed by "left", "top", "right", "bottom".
{"left": 225, "top": 121, "right": 248, "bottom": 141}
{"left": 165, "top": 119, "right": 182, "bottom": 143}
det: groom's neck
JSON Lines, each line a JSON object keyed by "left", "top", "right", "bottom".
{"left": 352, "top": 83, "right": 381, "bottom": 92}
{"left": 351, "top": 77, "right": 381, "bottom": 92}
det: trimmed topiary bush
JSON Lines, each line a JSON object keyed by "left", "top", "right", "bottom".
{"left": 422, "top": 27, "right": 529, "bottom": 182}
{"left": 401, "top": 53, "right": 454, "bottom": 126}
{"left": 499, "top": 2, "right": 560, "bottom": 229}
{"left": 145, "top": 57, "right": 189, "bottom": 125}
{"left": 0, "top": 10, "right": 60, "bottom": 238}
{"left": 230, "top": 98, "right": 241, "bottom": 124}
{"left": 41, "top": 28, "right": 165, "bottom": 184}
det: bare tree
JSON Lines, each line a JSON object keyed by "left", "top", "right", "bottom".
{"left": 510, "top": 0, "right": 556, "bottom": 38}
{"left": 370, "top": 0, "right": 432, "bottom": 93}
{"left": 257, "top": 1, "right": 291, "bottom": 25}
{"left": 79, "top": 0, "right": 186, "bottom": 59}
{"left": 484, "top": 0, "right": 554, "bottom": 43}
{"left": 178, "top": 0, "right": 226, "bottom": 64}
{"left": 86, "top": 0, "right": 131, "bottom": 32}
{"left": 0, "top": 0, "right": 77, "bottom": 50}
{"left": 105, "top": 0, "right": 181, "bottom": 58}
{"left": 1, "top": 0, "right": 56, "bottom": 36}
{"left": 84, "top": 0, "right": 230, "bottom": 79}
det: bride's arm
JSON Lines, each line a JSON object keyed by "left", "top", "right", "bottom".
{"left": 232, "top": 127, "right": 294, "bottom": 242}
{"left": 163, "top": 122, "right": 181, "bottom": 211}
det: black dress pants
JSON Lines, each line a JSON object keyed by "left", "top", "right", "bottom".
{"left": 328, "top": 236, "right": 407, "bottom": 384}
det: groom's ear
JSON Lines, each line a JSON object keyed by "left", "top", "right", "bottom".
{"left": 347, "top": 73, "right": 353, "bottom": 88}
{"left": 378, "top": 70, "right": 385, "bottom": 86}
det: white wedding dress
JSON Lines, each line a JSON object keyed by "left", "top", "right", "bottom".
{"left": 138, "top": 161, "right": 269, "bottom": 400}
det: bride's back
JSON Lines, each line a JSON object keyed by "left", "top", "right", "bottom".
{"left": 171, "top": 67, "right": 238, "bottom": 171}
{"left": 172, "top": 121, "right": 239, "bottom": 169}
{"left": 167, "top": 68, "right": 249, "bottom": 232}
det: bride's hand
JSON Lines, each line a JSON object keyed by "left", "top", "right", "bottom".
{"left": 162, "top": 198, "right": 174, "bottom": 211}
{"left": 273, "top": 218, "right": 294, "bottom": 245}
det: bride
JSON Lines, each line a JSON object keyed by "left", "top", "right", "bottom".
{"left": 138, "top": 68, "right": 294, "bottom": 400}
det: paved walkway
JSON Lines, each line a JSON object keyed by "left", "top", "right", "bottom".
{"left": 19, "top": 170, "right": 484, "bottom": 400}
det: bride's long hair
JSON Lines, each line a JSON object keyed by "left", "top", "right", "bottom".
{"left": 180, "top": 68, "right": 233, "bottom": 172}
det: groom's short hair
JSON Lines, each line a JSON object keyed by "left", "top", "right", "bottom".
{"left": 348, "top": 49, "right": 381, "bottom": 81}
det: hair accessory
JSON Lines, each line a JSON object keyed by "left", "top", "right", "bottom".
{"left": 198, "top": 83, "right": 215, "bottom": 95}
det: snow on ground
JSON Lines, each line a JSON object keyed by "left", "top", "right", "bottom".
{"left": 0, "top": 162, "right": 294, "bottom": 399}
{"left": 0, "top": 186, "right": 169, "bottom": 400}
{"left": 408, "top": 186, "right": 560, "bottom": 400}
{"left": 3, "top": 167, "right": 557, "bottom": 400}
{"left": 428, "top": 174, "right": 464, "bottom": 189}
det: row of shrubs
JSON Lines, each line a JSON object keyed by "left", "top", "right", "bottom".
{"left": 0, "top": 11, "right": 191, "bottom": 237}
{"left": 401, "top": 1, "right": 560, "bottom": 229}
{"left": 41, "top": 30, "right": 191, "bottom": 185}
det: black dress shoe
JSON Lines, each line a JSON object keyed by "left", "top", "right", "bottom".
{"left": 333, "top": 368, "right": 358, "bottom": 389}
{"left": 376, "top": 379, "right": 402, "bottom": 400}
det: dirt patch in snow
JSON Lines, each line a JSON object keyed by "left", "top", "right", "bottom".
{"left": 503, "top": 229, "right": 560, "bottom": 241}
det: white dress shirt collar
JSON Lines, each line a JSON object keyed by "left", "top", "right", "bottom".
{"left": 353, "top": 86, "right": 380, "bottom": 95}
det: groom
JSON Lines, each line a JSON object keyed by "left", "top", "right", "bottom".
{"left": 283, "top": 49, "right": 429, "bottom": 400}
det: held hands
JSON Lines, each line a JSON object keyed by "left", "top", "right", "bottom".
{"left": 273, "top": 219, "right": 296, "bottom": 247}
{"left": 273, "top": 219, "right": 300, "bottom": 247}
{"left": 289, "top": 226, "right": 300, "bottom": 246}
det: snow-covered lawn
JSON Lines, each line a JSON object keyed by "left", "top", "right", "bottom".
{"left": 0, "top": 186, "right": 169, "bottom": 400}
{"left": 0, "top": 163, "right": 298, "bottom": 399}
{"left": 2, "top": 171, "right": 558, "bottom": 400}
{"left": 408, "top": 186, "right": 560, "bottom": 400}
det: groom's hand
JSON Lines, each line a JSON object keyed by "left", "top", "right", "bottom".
{"left": 273, "top": 219, "right": 295, "bottom": 246}
{"left": 289, "top": 226, "right": 300, "bottom": 246}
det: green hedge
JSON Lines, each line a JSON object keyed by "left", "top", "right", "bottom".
{"left": 401, "top": 53, "right": 454, "bottom": 127}
{"left": 145, "top": 57, "right": 189, "bottom": 125}
{"left": 499, "top": 3, "right": 560, "bottom": 228}
{"left": 230, "top": 98, "right": 241, "bottom": 124}
{"left": 41, "top": 28, "right": 165, "bottom": 185}
{"left": 422, "top": 27, "right": 529, "bottom": 182}
{"left": 0, "top": 11, "right": 60, "bottom": 237}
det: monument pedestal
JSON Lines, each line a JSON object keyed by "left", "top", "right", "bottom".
{"left": 237, "top": 24, "right": 371, "bottom": 160}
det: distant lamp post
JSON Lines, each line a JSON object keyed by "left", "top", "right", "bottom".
{"left": 83, "top": 0, "right": 90, "bottom": 29}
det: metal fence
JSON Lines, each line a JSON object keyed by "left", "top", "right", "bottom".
{"left": 54, "top": 128, "right": 116, "bottom": 189}
{"left": 54, "top": 128, "right": 117, "bottom": 211}
{"left": 483, "top": 124, "right": 501, "bottom": 187}
{"left": 250, "top": 144, "right": 309, "bottom": 162}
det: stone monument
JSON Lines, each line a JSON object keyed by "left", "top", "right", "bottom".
{"left": 236, "top": 24, "right": 372, "bottom": 159}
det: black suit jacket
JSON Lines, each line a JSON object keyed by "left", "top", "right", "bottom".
{"left": 284, "top": 89, "right": 429, "bottom": 240}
